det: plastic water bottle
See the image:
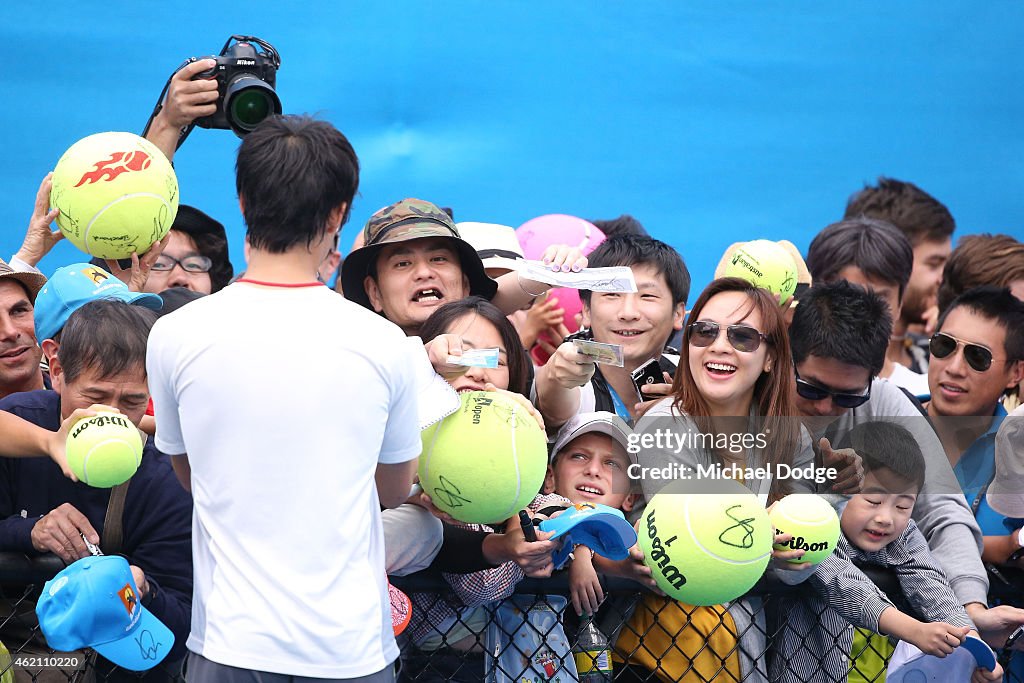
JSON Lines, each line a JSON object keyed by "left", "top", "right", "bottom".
{"left": 574, "top": 616, "right": 613, "bottom": 681}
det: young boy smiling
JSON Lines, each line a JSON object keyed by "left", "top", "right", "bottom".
{"left": 543, "top": 412, "right": 657, "bottom": 617}
{"left": 770, "top": 422, "right": 1002, "bottom": 682}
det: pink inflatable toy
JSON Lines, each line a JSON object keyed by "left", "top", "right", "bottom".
{"left": 516, "top": 215, "right": 606, "bottom": 364}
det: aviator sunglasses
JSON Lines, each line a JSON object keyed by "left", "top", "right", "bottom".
{"left": 929, "top": 332, "right": 995, "bottom": 372}
{"left": 688, "top": 320, "right": 768, "bottom": 353}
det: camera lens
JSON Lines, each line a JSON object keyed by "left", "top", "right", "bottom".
{"left": 225, "top": 75, "right": 282, "bottom": 136}
{"left": 231, "top": 90, "right": 271, "bottom": 126}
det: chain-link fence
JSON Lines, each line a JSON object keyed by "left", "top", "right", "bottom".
{"left": 1, "top": 553, "right": 1020, "bottom": 682}
{"left": 0, "top": 554, "right": 184, "bottom": 683}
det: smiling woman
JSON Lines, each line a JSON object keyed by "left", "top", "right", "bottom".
{"left": 619, "top": 277, "right": 817, "bottom": 682}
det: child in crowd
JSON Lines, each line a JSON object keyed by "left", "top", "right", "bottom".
{"left": 402, "top": 298, "right": 567, "bottom": 682}
{"left": 542, "top": 411, "right": 657, "bottom": 617}
{"left": 769, "top": 422, "right": 1002, "bottom": 683}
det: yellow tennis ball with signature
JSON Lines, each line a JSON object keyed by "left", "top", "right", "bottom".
{"left": 722, "top": 239, "right": 798, "bottom": 304}
{"left": 50, "top": 132, "right": 178, "bottom": 259}
{"left": 419, "top": 391, "right": 547, "bottom": 524}
{"left": 65, "top": 412, "right": 143, "bottom": 488}
{"left": 638, "top": 479, "right": 773, "bottom": 605}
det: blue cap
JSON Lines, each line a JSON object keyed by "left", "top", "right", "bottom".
{"left": 538, "top": 502, "right": 638, "bottom": 570}
{"left": 36, "top": 555, "right": 174, "bottom": 671}
{"left": 34, "top": 264, "right": 162, "bottom": 341}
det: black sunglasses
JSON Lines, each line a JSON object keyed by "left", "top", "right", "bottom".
{"left": 929, "top": 332, "right": 995, "bottom": 372}
{"left": 793, "top": 367, "right": 872, "bottom": 409}
{"left": 688, "top": 321, "right": 768, "bottom": 353}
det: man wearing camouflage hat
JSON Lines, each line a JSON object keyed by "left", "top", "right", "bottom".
{"left": 341, "top": 198, "right": 585, "bottom": 336}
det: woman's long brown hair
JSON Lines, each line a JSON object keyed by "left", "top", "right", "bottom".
{"left": 670, "top": 277, "right": 800, "bottom": 499}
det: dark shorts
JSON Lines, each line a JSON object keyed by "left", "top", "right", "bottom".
{"left": 185, "top": 652, "right": 395, "bottom": 683}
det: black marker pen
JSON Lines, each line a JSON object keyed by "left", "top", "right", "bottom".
{"left": 519, "top": 510, "right": 537, "bottom": 542}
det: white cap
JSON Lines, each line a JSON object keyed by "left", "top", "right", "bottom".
{"left": 550, "top": 411, "right": 635, "bottom": 465}
{"left": 456, "top": 222, "right": 524, "bottom": 273}
{"left": 987, "top": 405, "right": 1024, "bottom": 518}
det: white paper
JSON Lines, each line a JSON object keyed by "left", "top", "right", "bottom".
{"left": 517, "top": 261, "right": 638, "bottom": 293}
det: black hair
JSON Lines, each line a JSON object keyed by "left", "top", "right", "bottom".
{"left": 418, "top": 297, "right": 530, "bottom": 396}
{"left": 57, "top": 299, "right": 157, "bottom": 384}
{"left": 590, "top": 215, "right": 649, "bottom": 239}
{"left": 844, "top": 177, "right": 955, "bottom": 246}
{"left": 87, "top": 204, "right": 234, "bottom": 292}
{"left": 936, "top": 286, "right": 1024, "bottom": 362}
{"left": 789, "top": 281, "right": 892, "bottom": 376}
{"left": 839, "top": 421, "right": 926, "bottom": 493}
{"left": 806, "top": 217, "right": 914, "bottom": 302}
{"left": 237, "top": 115, "right": 359, "bottom": 254}
{"left": 580, "top": 235, "right": 689, "bottom": 308}
{"left": 171, "top": 205, "right": 234, "bottom": 292}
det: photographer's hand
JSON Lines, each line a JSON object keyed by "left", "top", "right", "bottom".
{"left": 146, "top": 58, "right": 219, "bottom": 162}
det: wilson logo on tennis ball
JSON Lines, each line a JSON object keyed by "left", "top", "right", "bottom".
{"left": 643, "top": 509, "right": 687, "bottom": 591}
{"left": 70, "top": 413, "right": 132, "bottom": 439}
{"left": 66, "top": 412, "right": 143, "bottom": 489}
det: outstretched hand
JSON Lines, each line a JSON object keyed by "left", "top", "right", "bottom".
{"left": 15, "top": 173, "right": 63, "bottom": 267}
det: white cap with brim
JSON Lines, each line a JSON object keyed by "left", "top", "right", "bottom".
{"left": 986, "top": 405, "right": 1024, "bottom": 518}
{"left": 456, "top": 222, "right": 525, "bottom": 273}
{"left": 550, "top": 411, "right": 635, "bottom": 465}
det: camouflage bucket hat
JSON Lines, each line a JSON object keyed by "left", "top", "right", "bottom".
{"left": 341, "top": 198, "right": 498, "bottom": 311}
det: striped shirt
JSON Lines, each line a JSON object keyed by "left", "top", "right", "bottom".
{"left": 769, "top": 518, "right": 973, "bottom": 683}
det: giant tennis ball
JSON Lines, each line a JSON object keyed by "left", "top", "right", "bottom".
{"left": 419, "top": 391, "right": 548, "bottom": 524}
{"left": 769, "top": 494, "right": 840, "bottom": 565}
{"left": 638, "top": 479, "right": 773, "bottom": 606}
{"left": 66, "top": 412, "right": 143, "bottom": 488}
{"left": 0, "top": 640, "right": 13, "bottom": 683}
{"left": 721, "top": 239, "right": 798, "bottom": 305}
{"left": 50, "top": 132, "right": 178, "bottom": 259}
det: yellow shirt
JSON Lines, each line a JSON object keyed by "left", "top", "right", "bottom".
{"left": 615, "top": 594, "right": 742, "bottom": 682}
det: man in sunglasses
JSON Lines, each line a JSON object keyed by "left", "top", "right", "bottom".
{"left": 788, "top": 282, "right": 1024, "bottom": 645}
{"left": 925, "top": 288, "right": 1024, "bottom": 505}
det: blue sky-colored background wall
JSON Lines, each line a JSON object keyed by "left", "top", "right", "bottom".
{"left": 1, "top": 3, "right": 1021, "bottom": 300}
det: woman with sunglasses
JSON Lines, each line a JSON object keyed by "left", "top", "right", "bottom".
{"left": 617, "top": 277, "right": 817, "bottom": 682}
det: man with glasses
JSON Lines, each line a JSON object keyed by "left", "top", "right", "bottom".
{"left": 789, "top": 281, "right": 1024, "bottom": 647}
{"left": 924, "top": 288, "right": 1024, "bottom": 678}
{"left": 137, "top": 206, "right": 234, "bottom": 294}
{"left": 924, "top": 287, "right": 1024, "bottom": 517}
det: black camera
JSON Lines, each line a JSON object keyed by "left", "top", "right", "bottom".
{"left": 194, "top": 36, "right": 281, "bottom": 137}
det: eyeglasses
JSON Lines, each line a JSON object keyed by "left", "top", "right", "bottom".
{"left": 929, "top": 332, "right": 995, "bottom": 372}
{"left": 688, "top": 321, "right": 768, "bottom": 353}
{"left": 793, "top": 367, "right": 872, "bottom": 409}
{"left": 152, "top": 254, "right": 213, "bottom": 274}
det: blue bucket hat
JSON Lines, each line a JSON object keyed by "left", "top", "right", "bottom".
{"left": 34, "top": 264, "right": 162, "bottom": 341}
{"left": 36, "top": 555, "right": 174, "bottom": 671}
